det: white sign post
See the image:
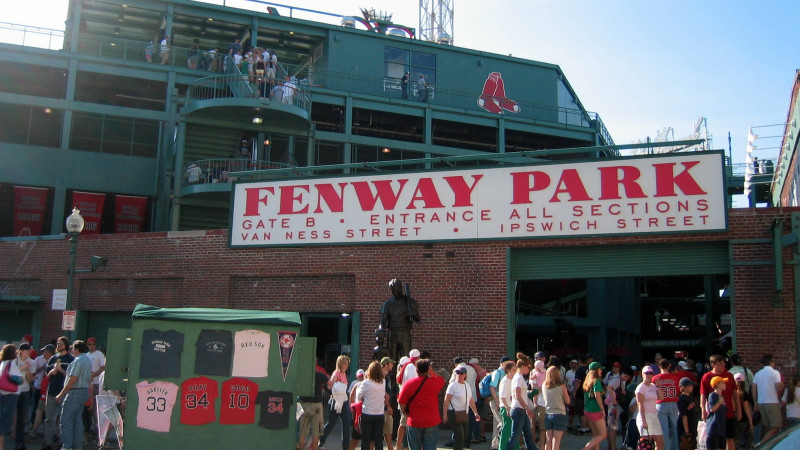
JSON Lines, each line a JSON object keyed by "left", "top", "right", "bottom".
{"left": 62, "top": 310, "right": 76, "bottom": 331}
{"left": 52, "top": 289, "right": 67, "bottom": 311}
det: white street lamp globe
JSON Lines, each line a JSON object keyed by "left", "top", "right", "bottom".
{"left": 65, "top": 207, "right": 85, "bottom": 235}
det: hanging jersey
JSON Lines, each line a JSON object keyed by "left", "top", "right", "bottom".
{"left": 256, "top": 390, "right": 293, "bottom": 429}
{"left": 139, "top": 329, "right": 184, "bottom": 379}
{"left": 194, "top": 329, "right": 233, "bottom": 376}
{"left": 220, "top": 378, "right": 258, "bottom": 424}
{"left": 232, "top": 329, "right": 270, "bottom": 377}
{"left": 136, "top": 380, "right": 179, "bottom": 432}
{"left": 180, "top": 376, "right": 219, "bottom": 425}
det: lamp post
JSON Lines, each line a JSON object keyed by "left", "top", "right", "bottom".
{"left": 65, "top": 207, "right": 85, "bottom": 339}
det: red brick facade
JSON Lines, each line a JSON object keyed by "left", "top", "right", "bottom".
{"left": 1, "top": 208, "right": 796, "bottom": 374}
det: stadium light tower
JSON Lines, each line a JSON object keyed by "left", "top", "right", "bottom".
{"left": 419, "top": 0, "right": 454, "bottom": 44}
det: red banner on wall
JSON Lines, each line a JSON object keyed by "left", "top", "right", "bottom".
{"left": 72, "top": 191, "right": 106, "bottom": 234}
{"left": 13, "top": 186, "right": 48, "bottom": 237}
{"left": 114, "top": 195, "right": 147, "bottom": 233}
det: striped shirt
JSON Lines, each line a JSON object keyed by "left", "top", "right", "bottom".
{"left": 66, "top": 353, "right": 92, "bottom": 389}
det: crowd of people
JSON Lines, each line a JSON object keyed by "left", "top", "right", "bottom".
{"left": 0, "top": 335, "right": 114, "bottom": 450}
{"left": 299, "top": 350, "right": 799, "bottom": 450}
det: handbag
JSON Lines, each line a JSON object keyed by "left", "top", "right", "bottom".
{"left": 0, "top": 361, "right": 20, "bottom": 392}
{"left": 679, "top": 434, "right": 695, "bottom": 450}
{"left": 350, "top": 401, "right": 363, "bottom": 434}
{"left": 637, "top": 429, "right": 655, "bottom": 450}
{"left": 454, "top": 410, "right": 469, "bottom": 423}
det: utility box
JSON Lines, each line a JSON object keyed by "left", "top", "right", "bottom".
{"left": 106, "top": 303, "right": 315, "bottom": 449}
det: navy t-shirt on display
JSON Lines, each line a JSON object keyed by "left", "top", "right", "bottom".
{"left": 194, "top": 329, "right": 233, "bottom": 376}
{"left": 140, "top": 329, "right": 185, "bottom": 379}
{"left": 256, "top": 390, "right": 293, "bottom": 429}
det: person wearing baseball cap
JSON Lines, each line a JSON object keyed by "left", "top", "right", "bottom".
{"left": 706, "top": 376, "right": 728, "bottom": 449}
{"left": 677, "top": 377, "right": 696, "bottom": 447}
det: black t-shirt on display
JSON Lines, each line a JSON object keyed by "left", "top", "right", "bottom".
{"left": 140, "top": 329, "right": 185, "bottom": 379}
{"left": 256, "top": 390, "right": 293, "bottom": 429}
{"left": 194, "top": 329, "right": 233, "bottom": 376}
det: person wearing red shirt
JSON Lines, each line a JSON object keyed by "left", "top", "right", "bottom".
{"left": 398, "top": 359, "right": 445, "bottom": 450}
{"left": 700, "top": 355, "right": 741, "bottom": 450}
{"left": 653, "top": 359, "right": 683, "bottom": 450}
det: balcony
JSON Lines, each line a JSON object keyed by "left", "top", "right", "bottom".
{"left": 181, "top": 158, "right": 295, "bottom": 195}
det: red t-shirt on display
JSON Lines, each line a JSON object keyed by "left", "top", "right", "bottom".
{"left": 220, "top": 378, "right": 258, "bottom": 424}
{"left": 180, "top": 376, "right": 219, "bottom": 425}
{"left": 653, "top": 372, "right": 683, "bottom": 403}
{"left": 397, "top": 374, "right": 446, "bottom": 428}
{"left": 700, "top": 371, "right": 737, "bottom": 419}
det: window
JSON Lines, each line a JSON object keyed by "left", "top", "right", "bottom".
{"left": 384, "top": 47, "right": 436, "bottom": 84}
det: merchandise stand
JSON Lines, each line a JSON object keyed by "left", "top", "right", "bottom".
{"left": 106, "top": 303, "right": 315, "bottom": 449}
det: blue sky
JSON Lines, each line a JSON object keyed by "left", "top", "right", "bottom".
{"left": 7, "top": 0, "right": 799, "bottom": 168}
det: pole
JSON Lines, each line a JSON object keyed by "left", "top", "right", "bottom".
{"left": 66, "top": 233, "right": 78, "bottom": 341}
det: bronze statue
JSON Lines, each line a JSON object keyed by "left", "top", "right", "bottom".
{"left": 379, "top": 279, "right": 420, "bottom": 364}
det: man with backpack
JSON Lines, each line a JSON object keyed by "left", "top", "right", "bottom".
{"left": 484, "top": 356, "right": 512, "bottom": 449}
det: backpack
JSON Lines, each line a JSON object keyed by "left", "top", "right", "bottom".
{"left": 479, "top": 373, "right": 493, "bottom": 398}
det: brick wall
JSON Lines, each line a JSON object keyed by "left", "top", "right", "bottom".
{"left": 1, "top": 208, "right": 796, "bottom": 374}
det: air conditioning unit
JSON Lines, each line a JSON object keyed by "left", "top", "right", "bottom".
{"left": 341, "top": 16, "right": 356, "bottom": 28}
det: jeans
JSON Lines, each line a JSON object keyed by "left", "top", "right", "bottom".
{"left": 15, "top": 391, "right": 31, "bottom": 446}
{"left": 44, "top": 394, "right": 61, "bottom": 446}
{"left": 60, "top": 388, "right": 89, "bottom": 450}
{"left": 0, "top": 394, "right": 19, "bottom": 435}
{"left": 657, "top": 401, "right": 679, "bottom": 450}
{"left": 498, "top": 407, "right": 519, "bottom": 450}
{"left": 361, "top": 413, "right": 384, "bottom": 450}
{"left": 320, "top": 400, "right": 351, "bottom": 450}
{"left": 449, "top": 410, "right": 470, "bottom": 450}
{"left": 507, "top": 407, "right": 537, "bottom": 450}
{"left": 407, "top": 425, "right": 439, "bottom": 450}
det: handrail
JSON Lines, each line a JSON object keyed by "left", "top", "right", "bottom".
{"left": 182, "top": 159, "right": 295, "bottom": 187}
{"left": 0, "top": 22, "right": 65, "bottom": 50}
{"left": 185, "top": 73, "right": 310, "bottom": 112}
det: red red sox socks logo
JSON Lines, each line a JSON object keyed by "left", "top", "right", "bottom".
{"left": 477, "top": 72, "right": 520, "bottom": 114}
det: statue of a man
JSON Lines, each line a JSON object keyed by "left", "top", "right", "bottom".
{"left": 380, "top": 279, "right": 420, "bottom": 363}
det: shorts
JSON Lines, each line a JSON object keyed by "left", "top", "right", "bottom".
{"left": 585, "top": 410, "right": 604, "bottom": 422}
{"left": 636, "top": 411, "right": 663, "bottom": 436}
{"left": 758, "top": 403, "right": 782, "bottom": 428}
{"left": 299, "top": 402, "right": 324, "bottom": 436}
{"left": 545, "top": 413, "right": 568, "bottom": 431}
{"left": 724, "top": 417, "right": 737, "bottom": 439}
{"left": 0, "top": 394, "right": 17, "bottom": 434}
{"left": 383, "top": 410, "right": 394, "bottom": 435}
{"left": 399, "top": 410, "right": 408, "bottom": 426}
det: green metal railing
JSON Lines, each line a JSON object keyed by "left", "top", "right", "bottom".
{"left": 185, "top": 72, "right": 311, "bottom": 112}
{"left": 182, "top": 158, "right": 294, "bottom": 187}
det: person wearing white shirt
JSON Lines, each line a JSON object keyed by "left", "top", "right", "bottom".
{"left": 443, "top": 366, "right": 480, "bottom": 450}
{"left": 751, "top": 354, "right": 784, "bottom": 441}
{"left": 356, "top": 361, "right": 387, "bottom": 450}
{"left": 497, "top": 360, "right": 517, "bottom": 450}
{"left": 507, "top": 353, "right": 536, "bottom": 450}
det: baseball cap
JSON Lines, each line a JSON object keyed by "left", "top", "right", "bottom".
{"left": 679, "top": 377, "right": 693, "bottom": 387}
{"left": 453, "top": 356, "right": 464, "bottom": 364}
{"left": 380, "top": 356, "right": 395, "bottom": 365}
{"left": 454, "top": 367, "right": 467, "bottom": 375}
{"left": 469, "top": 358, "right": 479, "bottom": 364}
{"left": 40, "top": 344, "right": 56, "bottom": 354}
{"left": 570, "top": 359, "right": 578, "bottom": 364}
{"left": 398, "top": 356, "right": 410, "bottom": 367}
{"left": 710, "top": 376, "right": 726, "bottom": 389}
{"left": 642, "top": 366, "right": 654, "bottom": 374}
{"left": 534, "top": 351, "right": 546, "bottom": 359}
{"left": 87, "top": 337, "right": 97, "bottom": 344}
{"left": 500, "top": 356, "right": 512, "bottom": 363}
{"left": 22, "top": 335, "right": 33, "bottom": 343}
{"left": 18, "top": 343, "right": 31, "bottom": 351}
{"left": 612, "top": 362, "right": 622, "bottom": 368}
{"left": 678, "top": 361, "right": 688, "bottom": 369}
{"left": 409, "top": 349, "right": 420, "bottom": 358}
{"left": 534, "top": 360, "right": 545, "bottom": 371}
{"left": 733, "top": 372, "right": 746, "bottom": 382}
{"left": 588, "top": 361, "right": 604, "bottom": 370}
{"left": 356, "top": 369, "right": 365, "bottom": 377}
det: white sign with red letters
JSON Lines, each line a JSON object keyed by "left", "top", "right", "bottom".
{"left": 230, "top": 152, "right": 727, "bottom": 247}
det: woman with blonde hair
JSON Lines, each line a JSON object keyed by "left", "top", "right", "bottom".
{"left": 356, "top": 361, "right": 387, "bottom": 450}
{"left": 543, "top": 366, "right": 570, "bottom": 450}
{"left": 320, "top": 355, "right": 352, "bottom": 450}
{"left": 582, "top": 362, "right": 607, "bottom": 450}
